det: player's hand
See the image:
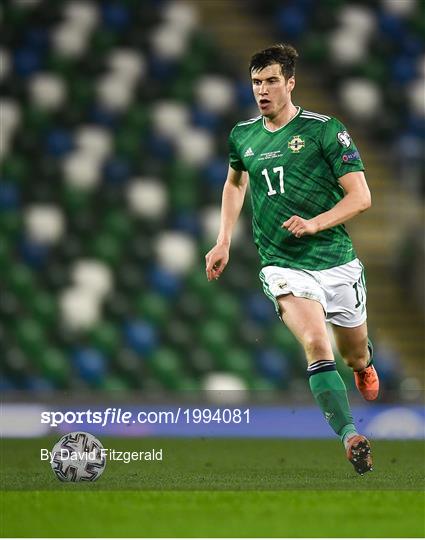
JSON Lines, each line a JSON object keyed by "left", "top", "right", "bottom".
{"left": 205, "top": 244, "right": 229, "bottom": 281}
{"left": 282, "top": 216, "right": 319, "bottom": 238}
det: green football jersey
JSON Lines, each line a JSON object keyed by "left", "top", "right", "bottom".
{"left": 228, "top": 107, "right": 365, "bottom": 270}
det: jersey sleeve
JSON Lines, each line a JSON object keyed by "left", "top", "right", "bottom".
{"left": 228, "top": 127, "right": 246, "bottom": 171}
{"left": 320, "top": 118, "right": 365, "bottom": 179}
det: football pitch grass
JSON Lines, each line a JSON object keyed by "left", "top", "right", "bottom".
{"left": 1, "top": 437, "right": 424, "bottom": 537}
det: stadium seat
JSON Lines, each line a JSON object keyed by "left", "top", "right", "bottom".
{"left": 255, "top": 348, "right": 292, "bottom": 388}
{"left": 149, "top": 347, "right": 184, "bottom": 390}
{"left": 134, "top": 291, "right": 169, "bottom": 326}
{"left": 88, "top": 321, "right": 121, "bottom": 357}
{"left": 27, "top": 290, "right": 57, "bottom": 328}
{"left": 198, "top": 319, "right": 231, "bottom": 359}
{"left": 38, "top": 347, "right": 71, "bottom": 387}
{"left": 218, "top": 347, "right": 254, "bottom": 385}
{"left": 14, "top": 318, "right": 46, "bottom": 358}
{"left": 122, "top": 319, "right": 157, "bottom": 356}
{"left": 72, "top": 347, "right": 108, "bottom": 386}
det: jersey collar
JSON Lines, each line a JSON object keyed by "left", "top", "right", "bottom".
{"left": 262, "top": 106, "right": 302, "bottom": 133}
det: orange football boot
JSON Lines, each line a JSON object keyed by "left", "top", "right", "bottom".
{"left": 354, "top": 365, "right": 379, "bottom": 401}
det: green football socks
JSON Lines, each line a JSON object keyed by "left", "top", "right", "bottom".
{"left": 308, "top": 360, "right": 357, "bottom": 445}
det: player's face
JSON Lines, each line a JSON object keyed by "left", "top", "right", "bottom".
{"left": 251, "top": 64, "right": 294, "bottom": 118}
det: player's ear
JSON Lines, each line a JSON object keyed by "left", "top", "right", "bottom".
{"left": 287, "top": 77, "right": 295, "bottom": 92}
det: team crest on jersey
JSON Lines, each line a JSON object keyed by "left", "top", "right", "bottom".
{"left": 337, "top": 131, "right": 351, "bottom": 147}
{"left": 288, "top": 135, "right": 305, "bottom": 153}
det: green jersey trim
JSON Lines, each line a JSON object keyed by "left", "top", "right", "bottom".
{"left": 237, "top": 115, "right": 262, "bottom": 127}
{"left": 299, "top": 110, "right": 331, "bottom": 122}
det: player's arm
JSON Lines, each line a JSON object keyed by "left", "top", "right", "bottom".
{"left": 205, "top": 165, "right": 248, "bottom": 281}
{"left": 282, "top": 171, "right": 371, "bottom": 238}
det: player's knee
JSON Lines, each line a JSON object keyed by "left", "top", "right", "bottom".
{"left": 342, "top": 347, "right": 368, "bottom": 370}
{"left": 303, "top": 333, "right": 331, "bottom": 360}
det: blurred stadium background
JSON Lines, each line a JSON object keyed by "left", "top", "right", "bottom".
{"left": 0, "top": 0, "right": 424, "bottom": 422}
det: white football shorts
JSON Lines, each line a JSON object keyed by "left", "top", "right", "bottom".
{"left": 259, "top": 258, "right": 367, "bottom": 328}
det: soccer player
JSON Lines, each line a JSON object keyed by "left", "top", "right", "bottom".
{"left": 205, "top": 44, "right": 379, "bottom": 474}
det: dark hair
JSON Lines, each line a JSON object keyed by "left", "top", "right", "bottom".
{"left": 249, "top": 43, "right": 299, "bottom": 79}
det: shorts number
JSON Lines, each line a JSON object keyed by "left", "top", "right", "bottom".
{"left": 261, "top": 166, "right": 285, "bottom": 196}
{"left": 352, "top": 278, "right": 365, "bottom": 309}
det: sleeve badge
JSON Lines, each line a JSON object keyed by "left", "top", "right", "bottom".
{"left": 337, "top": 131, "right": 351, "bottom": 147}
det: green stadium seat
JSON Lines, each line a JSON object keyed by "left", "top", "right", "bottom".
{"left": 209, "top": 290, "right": 241, "bottom": 326}
{"left": 45, "top": 260, "right": 69, "bottom": 291}
{"left": 98, "top": 375, "right": 131, "bottom": 391}
{"left": 61, "top": 185, "right": 93, "bottom": 213}
{"left": 168, "top": 160, "right": 199, "bottom": 187}
{"left": 0, "top": 290, "right": 20, "bottom": 328}
{"left": 3, "top": 347, "right": 31, "bottom": 380}
{"left": 168, "top": 76, "right": 195, "bottom": 102}
{"left": 357, "top": 58, "right": 388, "bottom": 85}
{"left": 178, "top": 54, "right": 207, "bottom": 81}
{"left": 322, "top": 0, "right": 346, "bottom": 10}
{"left": 188, "top": 346, "right": 215, "bottom": 375}
{"left": 102, "top": 209, "right": 134, "bottom": 241}
{"left": 115, "top": 127, "right": 144, "bottom": 160}
{"left": 3, "top": 3, "right": 30, "bottom": 27}
{"left": 69, "top": 78, "right": 94, "bottom": 110}
{"left": 129, "top": 231, "right": 155, "bottom": 262}
{"left": 122, "top": 104, "right": 150, "bottom": 132}
{"left": 190, "top": 32, "right": 218, "bottom": 64}
{"left": 14, "top": 318, "right": 46, "bottom": 358}
{"left": 174, "top": 375, "right": 200, "bottom": 393}
{"left": 0, "top": 238, "right": 11, "bottom": 276}
{"left": 59, "top": 234, "right": 84, "bottom": 263}
{"left": 8, "top": 264, "right": 36, "bottom": 300}
{"left": 410, "top": 11, "right": 425, "bottom": 37}
{"left": 198, "top": 319, "right": 231, "bottom": 358}
{"left": 116, "top": 348, "right": 144, "bottom": 388}
{"left": 217, "top": 346, "right": 254, "bottom": 383}
{"left": 303, "top": 34, "right": 328, "bottom": 64}
{"left": 168, "top": 161, "right": 199, "bottom": 210}
{"left": 116, "top": 260, "right": 144, "bottom": 294}
{"left": 89, "top": 232, "right": 122, "bottom": 266}
{"left": 46, "top": 51, "right": 78, "bottom": 81}
{"left": 68, "top": 207, "right": 97, "bottom": 238}
{"left": 47, "top": 54, "right": 77, "bottom": 80}
{"left": 164, "top": 318, "right": 193, "bottom": 353}
{"left": 238, "top": 321, "right": 266, "bottom": 349}
{"left": 139, "top": 374, "right": 166, "bottom": 393}
{"left": 39, "top": 347, "right": 71, "bottom": 387}
{"left": 186, "top": 268, "right": 219, "bottom": 304}
{"left": 1, "top": 154, "right": 31, "bottom": 184}
{"left": 105, "top": 291, "right": 132, "bottom": 322}
{"left": 149, "top": 348, "right": 184, "bottom": 390}
{"left": 169, "top": 182, "right": 198, "bottom": 210}
{"left": 91, "top": 29, "right": 119, "bottom": 55}
{"left": 135, "top": 291, "right": 169, "bottom": 326}
{"left": 27, "top": 290, "right": 57, "bottom": 328}
{"left": 88, "top": 321, "right": 121, "bottom": 357}
{"left": 177, "top": 290, "right": 204, "bottom": 320}
{"left": 0, "top": 210, "right": 22, "bottom": 242}
{"left": 24, "top": 107, "right": 52, "bottom": 135}
{"left": 249, "top": 377, "right": 280, "bottom": 394}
